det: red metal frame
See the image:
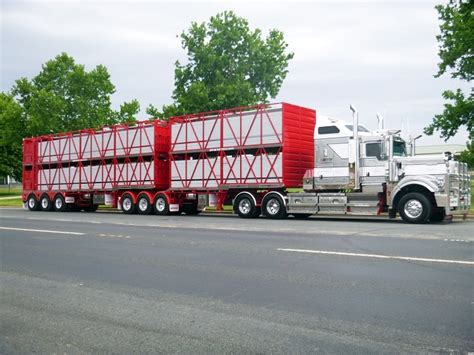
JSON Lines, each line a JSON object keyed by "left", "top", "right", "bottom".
{"left": 22, "top": 102, "right": 315, "bottom": 212}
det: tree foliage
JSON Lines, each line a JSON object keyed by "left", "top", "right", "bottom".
{"left": 1, "top": 53, "right": 140, "bottom": 180}
{"left": 12, "top": 53, "right": 139, "bottom": 136}
{"left": 0, "top": 93, "right": 24, "bottom": 180}
{"left": 424, "top": 0, "right": 473, "bottom": 144}
{"left": 155, "top": 11, "right": 293, "bottom": 118}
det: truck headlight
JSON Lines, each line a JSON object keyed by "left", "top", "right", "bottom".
{"left": 436, "top": 178, "right": 445, "bottom": 190}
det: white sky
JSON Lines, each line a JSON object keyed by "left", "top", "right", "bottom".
{"left": 0, "top": 0, "right": 470, "bottom": 146}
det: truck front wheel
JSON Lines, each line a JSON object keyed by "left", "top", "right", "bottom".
{"left": 398, "top": 192, "right": 432, "bottom": 224}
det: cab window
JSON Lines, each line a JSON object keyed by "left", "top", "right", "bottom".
{"left": 318, "top": 126, "right": 340, "bottom": 134}
{"left": 366, "top": 142, "right": 382, "bottom": 159}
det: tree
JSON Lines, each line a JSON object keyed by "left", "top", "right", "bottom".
{"left": 0, "top": 93, "right": 24, "bottom": 180}
{"left": 153, "top": 11, "right": 293, "bottom": 119}
{"left": 424, "top": 0, "right": 473, "bottom": 163}
{"left": 12, "top": 53, "right": 140, "bottom": 136}
{"left": 2, "top": 53, "right": 140, "bottom": 181}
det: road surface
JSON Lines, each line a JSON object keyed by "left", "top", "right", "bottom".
{"left": 1, "top": 208, "right": 473, "bottom": 353}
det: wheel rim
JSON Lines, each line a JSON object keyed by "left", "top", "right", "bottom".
{"left": 155, "top": 197, "right": 166, "bottom": 212}
{"left": 138, "top": 197, "right": 148, "bottom": 211}
{"left": 266, "top": 198, "right": 280, "bottom": 215}
{"left": 28, "top": 197, "right": 36, "bottom": 209}
{"left": 41, "top": 198, "right": 49, "bottom": 209}
{"left": 238, "top": 198, "right": 251, "bottom": 215}
{"left": 123, "top": 197, "right": 132, "bottom": 211}
{"left": 404, "top": 199, "right": 423, "bottom": 219}
{"left": 55, "top": 197, "right": 63, "bottom": 210}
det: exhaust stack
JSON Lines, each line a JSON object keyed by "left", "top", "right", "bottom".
{"left": 376, "top": 112, "right": 384, "bottom": 130}
{"left": 350, "top": 105, "right": 360, "bottom": 190}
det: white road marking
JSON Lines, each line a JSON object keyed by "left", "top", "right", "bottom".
{"left": 0, "top": 226, "right": 84, "bottom": 235}
{"left": 277, "top": 248, "right": 474, "bottom": 266}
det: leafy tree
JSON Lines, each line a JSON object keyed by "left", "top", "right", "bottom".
{"left": 152, "top": 11, "right": 293, "bottom": 119}
{"left": 0, "top": 93, "right": 24, "bottom": 180}
{"left": 12, "top": 53, "right": 139, "bottom": 136}
{"left": 2, "top": 53, "right": 140, "bottom": 181}
{"left": 424, "top": 0, "right": 473, "bottom": 166}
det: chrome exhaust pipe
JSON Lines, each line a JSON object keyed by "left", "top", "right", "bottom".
{"left": 376, "top": 112, "right": 384, "bottom": 130}
{"left": 350, "top": 105, "right": 360, "bottom": 189}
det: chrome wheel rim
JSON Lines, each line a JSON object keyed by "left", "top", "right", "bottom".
{"left": 404, "top": 199, "right": 423, "bottom": 219}
{"left": 123, "top": 198, "right": 132, "bottom": 211}
{"left": 238, "top": 198, "right": 251, "bottom": 215}
{"left": 55, "top": 198, "right": 63, "bottom": 210}
{"left": 28, "top": 197, "right": 36, "bottom": 209}
{"left": 155, "top": 197, "right": 166, "bottom": 212}
{"left": 138, "top": 197, "right": 148, "bottom": 211}
{"left": 266, "top": 198, "right": 280, "bottom": 215}
{"left": 41, "top": 198, "right": 49, "bottom": 209}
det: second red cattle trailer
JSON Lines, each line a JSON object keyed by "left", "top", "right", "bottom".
{"left": 22, "top": 102, "right": 316, "bottom": 217}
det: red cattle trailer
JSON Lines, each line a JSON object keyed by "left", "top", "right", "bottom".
{"left": 22, "top": 102, "right": 316, "bottom": 217}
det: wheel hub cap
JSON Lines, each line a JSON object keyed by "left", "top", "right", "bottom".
{"left": 238, "top": 199, "right": 251, "bottom": 215}
{"left": 41, "top": 198, "right": 48, "bottom": 209}
{"left": 55, "top": 198, "right": 62, "bottom": 209}
{"left": 123, "top": 198, "right": 132, "bottom": 211}
{"left": 404, "top": 199, "right": 423, "bottom": 219}
{"left": 29, "top": 198, "right": 35, "bottom": 208}
{"left": 266, "top": 198, "right": 280, "bottom": 215}
{"left": 139, "top": 198, "right": 148, "bottom": 211}
{"left": 156, "top": 198, "right": 165, "bottom": 212}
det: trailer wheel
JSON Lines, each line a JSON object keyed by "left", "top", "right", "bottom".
{"left": 153, "top": 194, "right": 169, "bottom": 216}
{"left": 137, "top": 194, "right": 152, "bottom": 215}
{"left": 53, "top": 194, "right": 68, "bottom": 212}
{"left": 40, "top": 194, "right": 52, "bottom": 211}
{"left": 398, "top": 192, "right": 431, "bottom": 224}
{"left": 83, "top": 204, "right": 99, "bottom": 212}
{"left": 27, "top": 194, "right": 40, "bottom": 211}
{"left": 121, "top": 194, "right": 136, "bottom": 214}
{"left": 234, "top": 194, "right": 259, "bottom": 218}
{"left": 262, "top": 193, "right": 287, "bottom": 219}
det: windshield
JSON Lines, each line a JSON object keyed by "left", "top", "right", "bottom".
{"left": 393, "top": 140, "right": 407, "bottom": 156}
{"left": 345, "top": 125, "right": 370, "bottom": 133}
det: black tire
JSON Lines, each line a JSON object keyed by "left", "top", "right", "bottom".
{"left": 234, "top": 194, "right": 259, "bottom": 218}
{"left": 83, "top": 204, "right": 99, "bottom": 212}
{"left": 182, "top": 202, "right": 201, "bottom": 215}
{"left": 137, "top": 194, "right": 152, "bottom": 215}
{"left": 120, "top": 193, "right": 136, "bottom": 214}
{"left": 262, "top": 193, "right": 288, "bottom": 219}
{"left": 292, "top": 213, "right": 312, "bottom": 219}
{"left": 398, "top": 192, "right": 432, "bottom": 224}
{"left": 429, "top": 208, "right": 445, "bottom": 223}
{"left": 53, "top": 194, "right": 68, "bottom": 212}
{"left": 153, "top": 194, "right": 169, "bottom": 216}
{"left": 40, "top": 194, "right": 52, "bottom": 211}
{"left": 27, "top": 194, "right": 40, "bottom": 211}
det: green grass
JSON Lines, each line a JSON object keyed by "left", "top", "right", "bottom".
{"left": 0, "top": 197, "right": 23, "bottom": 207}
{"left": 0, "top": 185, "right": 23, "bottom": 207}
{"left": 0, "top": 185, "right": 22, "bottom": 197}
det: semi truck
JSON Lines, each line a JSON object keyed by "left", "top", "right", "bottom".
{"left": 22, "top": 102, "right": 471, "bottom": 223}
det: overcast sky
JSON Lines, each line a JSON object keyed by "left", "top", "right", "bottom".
{"left": 1, "top": 0, "right": 470, "bottom": 146}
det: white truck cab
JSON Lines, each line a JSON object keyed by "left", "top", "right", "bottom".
{"left": 286, "top": 106, "right": 471, "bottom": 223}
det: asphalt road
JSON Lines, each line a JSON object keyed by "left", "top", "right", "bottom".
{"left": 1, "top": 208, "right": 473, "bottom": 353}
